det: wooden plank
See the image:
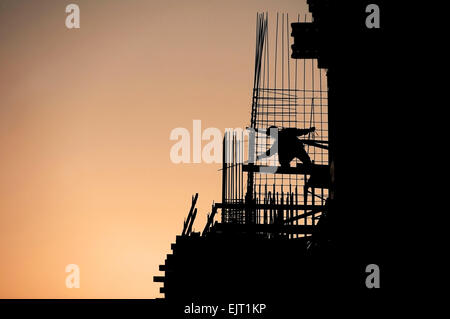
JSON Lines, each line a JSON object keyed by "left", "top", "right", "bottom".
{"left": 182, "top": 193, "right": 198, "bottom": 236}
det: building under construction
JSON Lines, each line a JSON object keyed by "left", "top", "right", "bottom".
{"left": 155, "top": 0, "right": 391, "bottom": 316}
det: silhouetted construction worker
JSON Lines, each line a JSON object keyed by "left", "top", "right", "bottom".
{"left": 256, "top": 126, "right": 315, "bottom": 167}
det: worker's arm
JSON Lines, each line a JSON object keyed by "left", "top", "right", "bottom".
{"left": 295, "top": 127, "right": 315, "bottom": 136}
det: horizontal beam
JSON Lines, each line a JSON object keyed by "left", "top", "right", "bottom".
{"left": 302, "top": 140, "right": 329, "bottom": 150}
{"left": 216, "top": 202, "right": 325, "bottom": 211}
{"left": 158, "top": 265, "right": 167, "bottom": 271}
{"left": 282, "top": 208, "right": 324, "bottom": 224}
{"left": 242, "top": 164, "right": 329, "bottom": 175}
{"left": 153, "top": 276, "right": 165, "bottom": 283}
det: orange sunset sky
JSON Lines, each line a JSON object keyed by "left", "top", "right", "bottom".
{"left": 0, "top": 0, "right": 310, "bottom": 298}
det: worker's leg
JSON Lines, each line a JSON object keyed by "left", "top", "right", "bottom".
{"left": 279, "top": 158, "right": 291, "bottom": 167}
{"left": 296, "top": 146, "right": 312, "bottom": 166}
{"left": 278, "top": 152, "right": 293, "bottom": 167}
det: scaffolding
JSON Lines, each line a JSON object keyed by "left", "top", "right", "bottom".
{"left": 218, "top": 13, "right": 330, "bottom": 239}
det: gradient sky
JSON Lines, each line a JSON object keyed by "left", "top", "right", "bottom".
{"left": 0, "top": 0, "right": 309, "bottom": 298}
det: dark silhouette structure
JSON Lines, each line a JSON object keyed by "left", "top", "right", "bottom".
{"left": 154, "top": 1, "right": 399, "bottom": 317}
{"left": 256, "top": 126, "right": 316, "bottom": 167}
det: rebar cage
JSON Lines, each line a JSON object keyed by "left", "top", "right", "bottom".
{"left": 221, "top": 13, "right": 329, "bottom": 238}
